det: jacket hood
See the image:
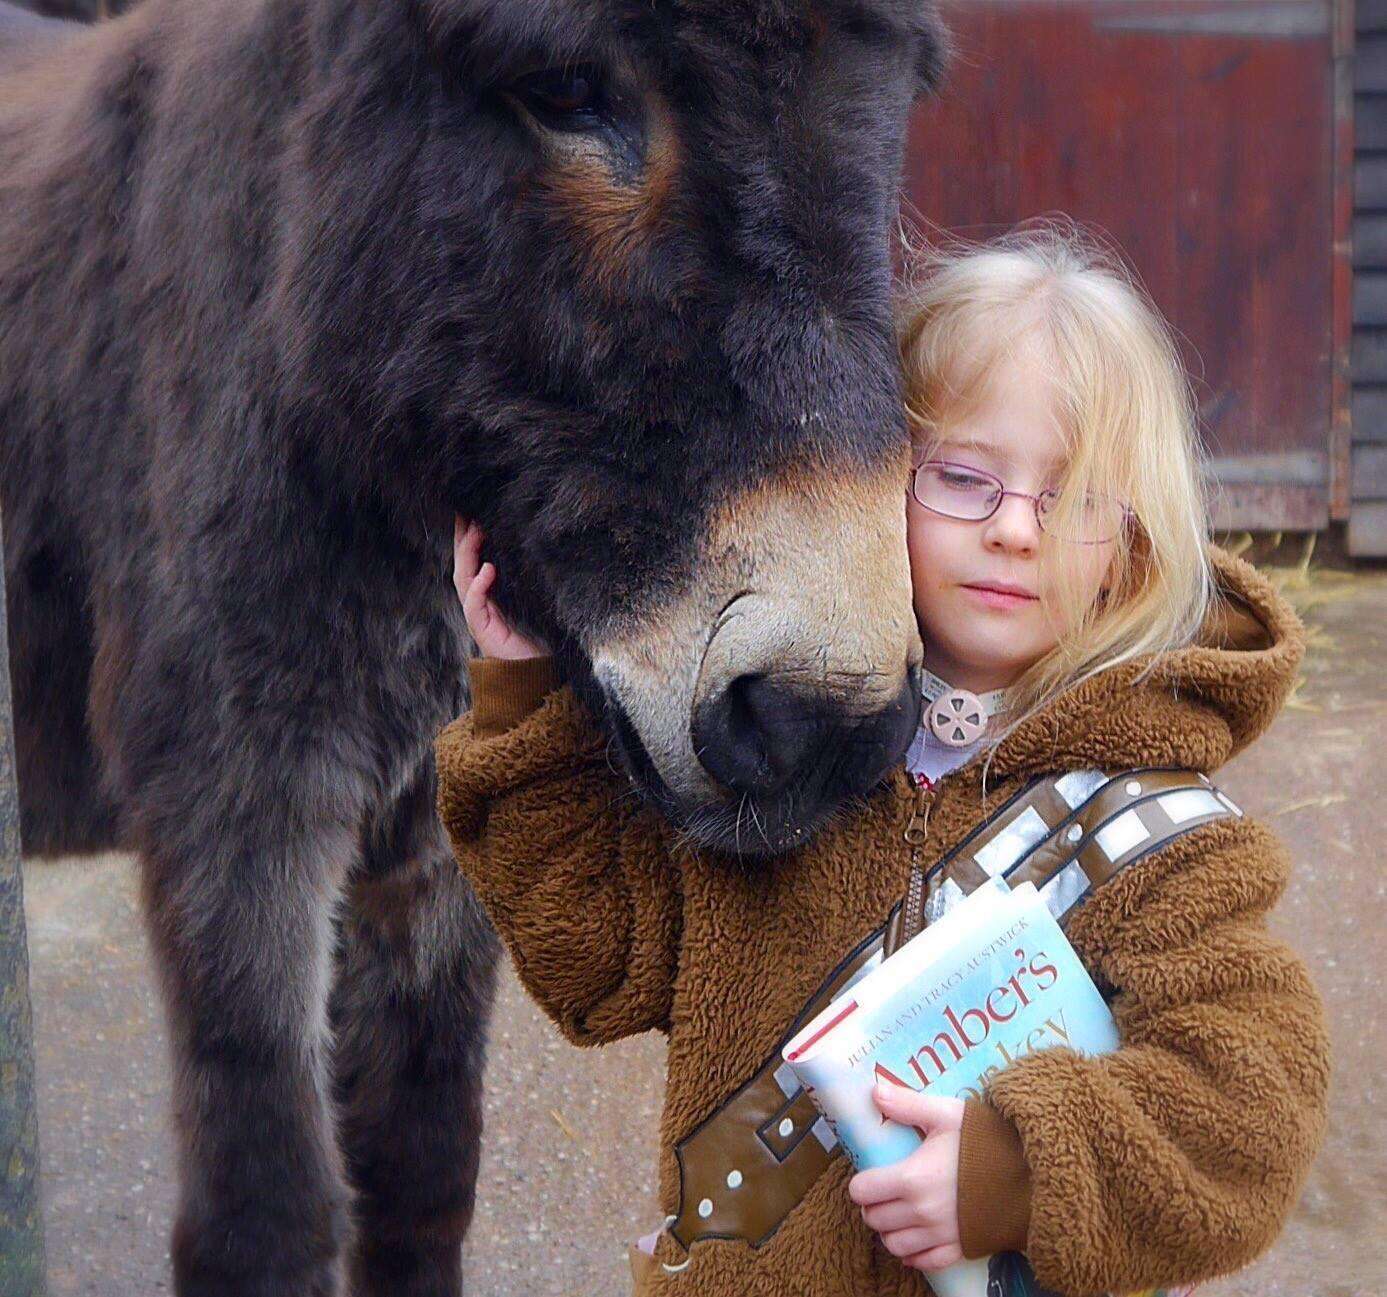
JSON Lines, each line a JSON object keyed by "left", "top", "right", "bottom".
{"left": 979, "top": 546, "right": 1307, "bottom": 779}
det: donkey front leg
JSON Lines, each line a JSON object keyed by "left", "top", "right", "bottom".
{"left": 332, "top": 762, "right": 500, "bottom": 1297}
{"left": 141, "top": 801, "right": 360, "bottom": 1297}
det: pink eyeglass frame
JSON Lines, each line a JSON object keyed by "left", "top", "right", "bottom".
{"left": 909, "top": 458, "right": 1133, "bottom": 546}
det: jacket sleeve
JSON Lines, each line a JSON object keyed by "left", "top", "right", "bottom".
{"left": 434, "top": 660, "right": 684, "bottom": 1046}
{"left": 959, "top": 814, "right": 1330, "bottom": 1294}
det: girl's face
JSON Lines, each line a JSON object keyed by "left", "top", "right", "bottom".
{"left": 906, "top": 347, "right": 1117, "bottom": 694}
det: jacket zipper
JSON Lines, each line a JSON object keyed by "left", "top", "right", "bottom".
{"left": 900, "top": 774, "right": 937, "bottom": 942}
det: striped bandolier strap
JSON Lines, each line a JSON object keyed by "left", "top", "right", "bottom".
{"left": 662, "top": 767, "right": 1242, "bottom": 1262}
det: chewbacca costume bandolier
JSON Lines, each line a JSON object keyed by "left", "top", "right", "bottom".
{"left": 435, "top": 550, "right": 1329, "bottom": 1297}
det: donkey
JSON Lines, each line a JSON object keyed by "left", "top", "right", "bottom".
{"left": 1, "top": 0, "right": 943, "bottom": 1291}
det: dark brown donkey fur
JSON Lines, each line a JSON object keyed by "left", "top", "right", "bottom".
{"left": 1, "top": 0, "right": 944, "bottom": 1292}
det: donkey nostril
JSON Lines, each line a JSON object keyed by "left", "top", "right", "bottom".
{"left": 724, "top": 674, "right": 781, "bottom": 782}
{"left": 692, "top": 674, "right": 815, "bottom": 797}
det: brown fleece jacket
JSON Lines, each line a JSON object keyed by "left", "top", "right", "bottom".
{"left": 435, "top": 549, "right": 1329, "bottom": 1297}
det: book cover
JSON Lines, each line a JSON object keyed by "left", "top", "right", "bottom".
{"left": 783, "top": 879, "right": 1121, "bottom": 1297}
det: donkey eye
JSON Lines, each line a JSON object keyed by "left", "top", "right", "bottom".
{"left": 839, "top": 13, "right": 897, "bottom": 45}
{"left": 512, "top": 66, "right": 607, "bottom": 131}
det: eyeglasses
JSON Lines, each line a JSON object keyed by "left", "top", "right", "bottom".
{"left": 909, "top": 459, "right": 1131, "bottom": 546}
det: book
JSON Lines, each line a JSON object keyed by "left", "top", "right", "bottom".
{"left": 782, "top": 877, "right": 1121, "bottom": 1297}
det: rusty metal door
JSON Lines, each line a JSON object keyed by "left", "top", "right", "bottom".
{"left": 902, "top": 0, "right": 1339, "bottom": 533}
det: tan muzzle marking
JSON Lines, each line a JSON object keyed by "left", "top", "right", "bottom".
{"left": 590, "top": 452, "right": 921, "bottom": 803}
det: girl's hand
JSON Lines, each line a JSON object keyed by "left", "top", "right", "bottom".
{"left": 847, "top": 1085, "right": 966, "bottom": 1273}
{"left": 453, "top": 516, "right": 548, "bottom": 661}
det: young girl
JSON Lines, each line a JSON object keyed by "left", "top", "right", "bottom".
{"left": 434, "top": 227, "right": 1329, "bottom": 1297}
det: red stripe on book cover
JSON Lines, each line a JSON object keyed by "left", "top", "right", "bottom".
{"left": 785, "top": 1000, "right": 860, "bottom": 1063}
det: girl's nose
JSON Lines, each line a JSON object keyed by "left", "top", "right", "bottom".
{"left": 983, "top": 494, "right": 1040, "bottom": 555}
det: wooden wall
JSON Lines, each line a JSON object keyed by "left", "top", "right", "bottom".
{"left": 902, "top": 0, "right": 1339, "bottom": 535}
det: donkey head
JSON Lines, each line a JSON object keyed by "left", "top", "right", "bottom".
{"left": 285, "top": 0, "right": 945, "bottom": 854}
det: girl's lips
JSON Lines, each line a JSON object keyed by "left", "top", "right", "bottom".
{"left": 961, "top": 583, "right": 1038, "bottom": 610}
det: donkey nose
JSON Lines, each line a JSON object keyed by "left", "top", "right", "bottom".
{"left": 692, "top": 671, "right": 922, "bottom": 801}
{"left": 691, "top": 674, "right": 820, "bottom": 797}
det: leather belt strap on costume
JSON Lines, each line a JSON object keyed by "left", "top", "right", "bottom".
{"left": 662, "top": 767, "right": 1241, "bottom": 1260}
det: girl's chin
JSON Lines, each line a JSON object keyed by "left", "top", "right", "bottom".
{"left": 926, "top": 637, "right": 1048, "bottom": 686}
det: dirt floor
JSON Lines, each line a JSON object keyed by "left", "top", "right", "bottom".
{"left": 19, "top": 541, "right": 1387, "bottom": 1296}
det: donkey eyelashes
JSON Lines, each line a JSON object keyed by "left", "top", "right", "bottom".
{"left": 509, "top": 64, "right": 611, "bottom": 133}
{"left": 501, "top": 63, "right": 651, "bottom": 185}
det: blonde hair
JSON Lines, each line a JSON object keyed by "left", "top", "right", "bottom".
{"left": 895, "top": 219, "right": 1215, "bottom": 730}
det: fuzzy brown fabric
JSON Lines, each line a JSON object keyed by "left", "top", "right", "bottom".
{"left": 467, "top": 656, "right": 563, "bottom": 739}
{"left": 435, "top": 549, "right": 1329, "bottom": 1296}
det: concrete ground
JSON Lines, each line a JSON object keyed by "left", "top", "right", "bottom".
{"left": 20, "top": 545, "right": 1387, "bottom": 1296}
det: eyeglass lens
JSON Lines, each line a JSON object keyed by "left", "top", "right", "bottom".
{"left": 911, "top": 463, "right": 1124, "bottom": 544}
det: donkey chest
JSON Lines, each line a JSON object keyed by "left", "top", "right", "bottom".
{"left": 347, "top": 610, "right": 465, "bottom": 788}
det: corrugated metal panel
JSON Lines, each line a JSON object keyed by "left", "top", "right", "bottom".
{"left": 1353, "top": 384, "right": 1387, "bottom": 432}
{"left": 1360, "top": 33, "right": 1387, "bottom": 86}
{"left": 1331, "top": 0, "right": 1353, "bottom": 520}
{"left": 1354, "top": 271, "right": 1387, "bottom": 323}
{"left": 1352, "top": 440, "right": 1387, "bottom": 490}
{"left": 1096, "top": 2, "right": 1326, "bottom": 36}
{"left": 1355, "top": 212, "right": 1387, "bottom": 261}
{"left": 1348, "top": 498, "right": 1387, "bottom": 549}
{"left": 1356, "top": 96, "right": 1387, "bottom": 149}
{"left": 1355, "top": 152, "right": 1387, "bottom": 206}
{"left": 1352, "top": 1, "right": 1387, "bottom": 551}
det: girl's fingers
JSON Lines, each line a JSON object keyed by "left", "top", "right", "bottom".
{"left": 903, "top": 1242, "right": 964, "bottom": 1274}
{"left": 860, "top": 1199, "right": 927, "bottom": 1234}
{"left": 461, "top": 563, "right": 493, "bottom": 632}
{"left": 461, "top": 519, "right": 484, "bottom": 563}
{"left": 452, "top": 518, "right": 490, "bottom": 602}
{"left": 465, "top": 563, "right": 527, "bottom": 656}
{"left": 453, "top": 516, "right": 483, "bottom": 600}
{"left": 465, "top": 525, "right": 485, "bottom": 581}
{"left": 473, "top": 560, "right": 497, "bottom": 602}
{"left": 873, "top": 1084, "right": 965, "bottom": 1135}
{"left": 450, "top": 530, "right": 546, "bottom": 660}
{"left": 879, "top": 1226, "right": 949, "bottom": 1261}
{"left": 848, "top": 1167, "right": 903, "bottom": 1207}
{"left": 452, "top": 516, "right": 467, "bottom": 602}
